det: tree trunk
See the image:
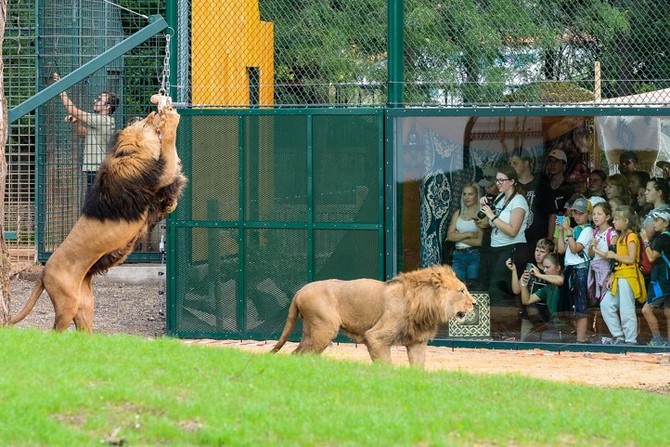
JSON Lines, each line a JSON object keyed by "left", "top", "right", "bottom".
{"left": 0, "top": 0, "right": 11, "bottom": 325}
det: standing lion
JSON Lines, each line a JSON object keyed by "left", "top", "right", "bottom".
{"left": 271, "top": 264, "right": 476, "bottom": 368}
{"left": 11, "top": 95, "right": 187, "bottom": 332}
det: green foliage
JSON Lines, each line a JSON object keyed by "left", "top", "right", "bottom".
{"left": 0, "top": 328, "right": 668, "bottom": 446}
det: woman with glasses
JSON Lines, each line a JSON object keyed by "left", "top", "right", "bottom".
{"left": 479, "top": 165, "right": 529, "bottom": 338}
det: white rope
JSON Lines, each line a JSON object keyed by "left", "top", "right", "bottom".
{"left": 101, "top": 0, "right": 149, "bottom": 20}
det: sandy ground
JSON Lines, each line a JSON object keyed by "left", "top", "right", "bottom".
{"left": 9, "top": 262, "right": 670, "bottom": 393}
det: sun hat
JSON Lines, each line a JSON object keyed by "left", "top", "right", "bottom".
{"left": 547, "top": 149, "right": 567, "bottom": 163}
{"left": 571, "top": 197, "right": 592, "bottom": 214}
{"left": 588, "top": 196, "right": 606, "bottom": 206}
{"left": 651, "top": 209, "right": 670, "bottom": 222}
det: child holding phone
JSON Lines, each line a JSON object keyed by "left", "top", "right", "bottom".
{"left": 557, "top": 197, "right": 594, "bottom": 343}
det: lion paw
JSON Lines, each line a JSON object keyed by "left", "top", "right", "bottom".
{"left": 159, "top": 109, "right": 180, "bottom": 130}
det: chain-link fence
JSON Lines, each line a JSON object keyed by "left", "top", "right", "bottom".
{"left": 171, "top": 0, "right": 670, "bottom": 108}
{"left": 4, "top": 0, "right": 168, "bottom": 261}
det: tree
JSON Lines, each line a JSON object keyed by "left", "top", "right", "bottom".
{"left": 0, "top": 0, "right": 11, "bottom": 324}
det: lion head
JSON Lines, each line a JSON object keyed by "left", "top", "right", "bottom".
{"left": 398, "top": 264, "right": 476, "bottom": 339}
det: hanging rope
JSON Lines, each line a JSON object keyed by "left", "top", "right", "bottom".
{"left": 101, "top": 0, "right": 149, "bottom": 20}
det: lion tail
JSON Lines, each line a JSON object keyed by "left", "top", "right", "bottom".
{"left": 270, "top": 295, "right": 300, "bottom": 353}
{"left": 10, "top": 273, "right": 45, "bottom": 325}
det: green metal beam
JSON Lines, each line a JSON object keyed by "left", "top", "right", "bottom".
{"left": 9, "top": 14, "right": 169, "bottom": 124}
{"left": 387, "top": 0, "right": 404, "bottom": 108}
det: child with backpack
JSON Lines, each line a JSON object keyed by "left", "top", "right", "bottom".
{"left": 588, "top": 201, "right": 617, "bottom": 304}
{"left": 593, "top": 205, "right": 646, "bottom": 345}
{"left": 557, "top": 197, "right": 594, "bottom": 343}
{"left": 640, "top": 209, "right": 670, "bottom": 346}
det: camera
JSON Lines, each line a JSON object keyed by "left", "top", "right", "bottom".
{"left": 476, "top": 193, "right": 497, "bottom": 219}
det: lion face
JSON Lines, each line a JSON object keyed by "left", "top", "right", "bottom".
{"left": 431, "top": 266, "right": 476, "bottom": 323}
{"left": 445, "top": 287, "right": 476, "bottom": 323}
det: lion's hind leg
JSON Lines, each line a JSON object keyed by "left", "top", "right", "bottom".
{"left": 44, "top": 270, "right": 92, "bottom": 332}
{"left": 73, "top": 274, "right": 95, "bottom": 333}
{"left": 47, "top": 281, "right": 81, "bottom": 332}
{"left": 294, "top": 319, "right": 340, "bottom": 355}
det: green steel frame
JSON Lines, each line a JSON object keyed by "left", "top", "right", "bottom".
{"left": 167, "top": 108, "right": 386, "bottom": 339}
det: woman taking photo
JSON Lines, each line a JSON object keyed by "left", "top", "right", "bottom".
{"left": 479, "top": 166, "right": 529, "bottom": 338}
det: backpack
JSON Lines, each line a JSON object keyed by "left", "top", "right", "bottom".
{"left": 593, "top": 226, "right": 615, "bottom": 248}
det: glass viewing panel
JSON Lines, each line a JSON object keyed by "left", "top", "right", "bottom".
{"left": 396, "top": 114, "right": 670, "bottom": 344}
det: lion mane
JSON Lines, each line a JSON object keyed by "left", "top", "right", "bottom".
{"left": 11, "top": 102, "right": 186, "bottom": 332}
{"left": 271, "top": 264, "right": 476, "bottom": 368}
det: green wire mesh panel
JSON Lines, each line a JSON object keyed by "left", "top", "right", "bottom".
{"left": 243, "top": 115, "right": 308, "bottom": 222}
{"left": 169, "top": 110, "right": 384, "bottom": 339}
{"left": 31, "top": 0, "right": 167, "bottom": 260}
{"left": 244, "top": 228, "right": 309, "bottom": 339}
{"left": 4, "top": 2, "right": 38, "bottom": 259}
{"left": 313, "top": 229, "right": 380, "bottom": 281}
{"left": 172, "top": 227, "right": 240, "bottom": 336}
{"left": 185, "top": 115, "right": 240, "bottom": 222}
{"left": 313, "top": 114, "right": 380, "bottom": 224}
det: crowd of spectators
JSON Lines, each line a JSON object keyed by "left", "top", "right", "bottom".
{"left": 443, "top": 147, "right": 670, "bottom": 345}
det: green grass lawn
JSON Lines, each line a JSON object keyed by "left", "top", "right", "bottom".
{"left": 0, "top": 328, "right": 667, "bottom": 446}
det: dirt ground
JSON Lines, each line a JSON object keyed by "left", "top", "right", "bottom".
{"left": 9, "top": 262, "right": 670, "bottom": 393}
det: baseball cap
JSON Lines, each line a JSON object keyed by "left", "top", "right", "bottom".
{"left": 651, "top": 209, "right": 670, "bottom": 222}
{"left": 571, "top": 197, "right": 592, "bottom": 214}
{"left": 547, "top": 149, "right": 567, "bottom": 163}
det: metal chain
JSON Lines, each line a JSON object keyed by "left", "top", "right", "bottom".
{"left": 159, "top": 33, "right": 171, "bottom": 96}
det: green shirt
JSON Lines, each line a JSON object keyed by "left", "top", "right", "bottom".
{"left": 535, "top": 284, "right": 559, "bottom": 318}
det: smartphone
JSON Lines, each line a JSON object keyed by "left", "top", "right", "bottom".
{"left": 510, "top": 247, "right": 517, "bottom": 264}
{"left": 525, "top": 262, "right": 535, "bottom": 274}
{"left": 556, "top": 215, "right": 565, "bottom": 225}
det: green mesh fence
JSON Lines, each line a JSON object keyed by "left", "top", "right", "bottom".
{"left": 169, "top": 111, "right": 384, "bottom": 338}
{"left": 170, "top": 0, "right": 670, "bottom": 108}
{"left": 4, "top": 0, "right": 168, "bottom": 261}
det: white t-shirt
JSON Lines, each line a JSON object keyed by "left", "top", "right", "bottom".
{"left": 592, "top": 226, "right": 617, "bottom": 260}
{"left": 564, "top": 224, "right": 594, "bottom": 266}
{"left": 490, "top": 193, "right": 529, "bottom": 247}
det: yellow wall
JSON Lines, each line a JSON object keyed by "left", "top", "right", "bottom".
{"left": 191, "top": 0, "right": 274, "bottom": 106}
